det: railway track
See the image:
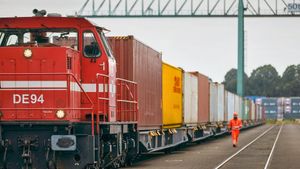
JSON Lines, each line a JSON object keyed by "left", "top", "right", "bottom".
{"left": 214, "top": 125, "right": 283, "bottom": 169}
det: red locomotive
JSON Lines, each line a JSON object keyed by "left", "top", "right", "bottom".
{"left": 0, "top": 10, "right": 138, "bottom": 169}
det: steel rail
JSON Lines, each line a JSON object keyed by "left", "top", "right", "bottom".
{"left": 214, "top": 125, "right": 275, "bottom": 169}
{"left": 264, "top": 124, "right": 283, "bottom": 169}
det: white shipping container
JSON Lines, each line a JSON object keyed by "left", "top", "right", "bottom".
{"left": 224, "top": 92, "right": 228, "bottom": 121}
{"left": 234, "top": 95, "right": 242, "bottom": 117}
{"left": 184, "top": 73, "right": 198, "bottom": 126}
{"left": 258, "top": 105, "right": 263, "bottom": 120}
{"left": 210, "top": 82, "right": 218, "bottom": 122}
{"left": 251, "top": 101, "right": 255, "bottom": 120}
{"left": 217, "top": 84, "right": 225, "bottom": 121}
{"left": 226, "top": 91, "right": 235, "bottom": 121}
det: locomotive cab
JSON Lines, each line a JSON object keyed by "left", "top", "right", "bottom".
{"left": 0, "top": 16, "right": 138, "bottom": 169}
{"left": 0, "top": 17, "right": 116, "bottom": 122}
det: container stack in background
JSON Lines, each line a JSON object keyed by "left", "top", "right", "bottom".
{"left": 262, "top": 98, "right": 278, "bottom": 120}
{"left": 291, "top": 98, "right": 300, "bottom": 114}
{"left": 285, "top": 97, "right": 300, "bottom": 119}
{"left": 256, "top": 97, "right": 300, "bottom": 120}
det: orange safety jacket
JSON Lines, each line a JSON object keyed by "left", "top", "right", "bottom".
{"left": 229, "top": 118, "right": 242, "bottom": 131}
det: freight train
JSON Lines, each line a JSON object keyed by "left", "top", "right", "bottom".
{"left": 0, "top": 13, "right": 264, "bottom": 169}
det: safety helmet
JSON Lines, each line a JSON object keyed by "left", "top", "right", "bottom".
{"left": 233, "top": 112, "right": 238, "bottom": 117}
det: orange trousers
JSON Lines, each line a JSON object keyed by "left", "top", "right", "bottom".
{"left": 231, "top": 130, "right": 240, "bottom": 145}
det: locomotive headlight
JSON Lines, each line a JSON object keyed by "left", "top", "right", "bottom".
{"left": 24, "top": 49, "right": 32, "bottom": 58}
{"left": 56, "top": 110, "right": 65, "bottom": 119}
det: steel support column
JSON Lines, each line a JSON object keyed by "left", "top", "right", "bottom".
{"left": 237, "top": 0, "right": 245, "bottom": 116}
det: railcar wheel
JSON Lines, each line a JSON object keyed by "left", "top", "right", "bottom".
{"left": 164, "top": 149, "right": 172, "bottom": 154}
{"left": 47, "top": 160, "right": 57, "bottom": 169}
{"left": 85, "top": 165, "right": 99, "bottom": 169}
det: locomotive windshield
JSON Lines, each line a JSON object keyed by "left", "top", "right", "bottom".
{"left": 98, "top": 29, "right": 114, "bottom": 59}
{"left": 0, "top": 28, "right": 78, "bottom": 50}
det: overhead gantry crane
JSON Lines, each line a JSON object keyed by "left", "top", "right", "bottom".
{"left": 77, "top": 0, "right": 300, "bottom": 115}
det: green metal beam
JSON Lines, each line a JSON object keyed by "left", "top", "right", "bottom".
{"left": 237, "top": 0, "right": 245, "bottom": 116}
{"left": 78, "top": 0, "right": 300, "bottom": 17}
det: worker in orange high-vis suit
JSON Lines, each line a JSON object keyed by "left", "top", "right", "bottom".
{"left": 228, "top": 112, "right": 243, "bottom": 147}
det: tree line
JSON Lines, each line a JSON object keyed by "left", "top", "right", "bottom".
{"left": 223, "top": 64, "right": 300, "bottom": 97}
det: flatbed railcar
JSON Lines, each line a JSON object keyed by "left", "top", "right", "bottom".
{"left": 0, "top": 11, "right": 265, "bottom": 169}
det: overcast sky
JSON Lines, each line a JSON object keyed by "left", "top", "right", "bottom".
{"left": 1, "top": 0, "right": 299, "bottom": 82}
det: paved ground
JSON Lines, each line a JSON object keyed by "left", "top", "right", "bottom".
{"left": 269, "top": 124, "right": 300, "bottom": 169}
{"left": 125, "top": 124, "right": 300, "bottom": 169}
{"left": 221, "top": 125, "right": 280, "bottom": 169}
{"left": 125, "top": 125, "right": 271, "bottom": 169}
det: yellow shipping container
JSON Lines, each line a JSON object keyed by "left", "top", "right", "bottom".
{"left": 162, "top": 62, "right": 183, "bottom": 128}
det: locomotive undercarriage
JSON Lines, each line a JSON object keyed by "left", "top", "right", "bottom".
{"left": 0, "top": 122, "right": 138, "bottom": 169}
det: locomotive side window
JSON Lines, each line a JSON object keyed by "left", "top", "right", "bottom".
{"left": 7, "top": 35, "right": 18, "bottom": 46}
{"left": 83, "top": 32, "right": 101, "bottom": 58}
{"left": 0, "top": 29, "right": 78, "bottom": 49}
{"left": 0, "top": 32, "right": 19, "bottom": 46}
{"left": 0, "top": 32, "right": 4, "bottom": 45}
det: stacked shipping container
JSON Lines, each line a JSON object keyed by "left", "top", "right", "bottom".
{"left": 244, "top": 99, "right": 251, "bottom": 120}
{"left": 108, "top": 36, "right": 162, "bottom": 130}
{"left": 225, "top": 91, "right": 235, "bottom": 121}
{"left": 162, "top": 63, "right": 183, "bottom": 128}
{"left": 285, "top": 97, "right": 300, "bottom": 119}
{"left": 109, "top": 35, "right": 265, "bottom": 132}
{"left": 191, "top": 72, "right": 210, "bottom": 123}
{"left": 250, "top": 101, "right": 256, "bottom": 121}
{"left": 210, "top": 83, "right": 218, "bottom": 122}
{"left": 217, "top": 84, "right": 225, "bottom": 122}
{"left": 183, "top": 72, "right": 198, "bottom": 126}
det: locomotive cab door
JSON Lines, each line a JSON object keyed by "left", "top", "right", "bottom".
{"left": 80, "top": 28, "right": 116, "bottom": 122}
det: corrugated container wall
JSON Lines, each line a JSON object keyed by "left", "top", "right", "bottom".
{"left": 226, "top": 91, "right": 235, "bottom": 121}
{"left": 217, "top": 84, "right": 225, "bottom": 121}
{"left": 108, "top": 36, "right": 162, "bottom": 130}
{"left": 210, "top": 83, "right": 218, "bottom": 122}
{"left": 191, "top": 72, "right": 210, "bottom": 123}
{"left": 183, "top": 72, "right": 198, "bottom": 126}
{"left": 162, "top": 63, "right": 183, "bottom": 128}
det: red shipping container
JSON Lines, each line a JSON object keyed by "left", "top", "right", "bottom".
{"left": 108, "top": 36, "right": 162, "bottom": 130}
{"left": 191, "top": 72, "right": 210, "bottom": 123}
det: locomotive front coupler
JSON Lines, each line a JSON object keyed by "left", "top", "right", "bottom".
{"left": 18, "top": 136, "right": 39, "bottom": 167}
